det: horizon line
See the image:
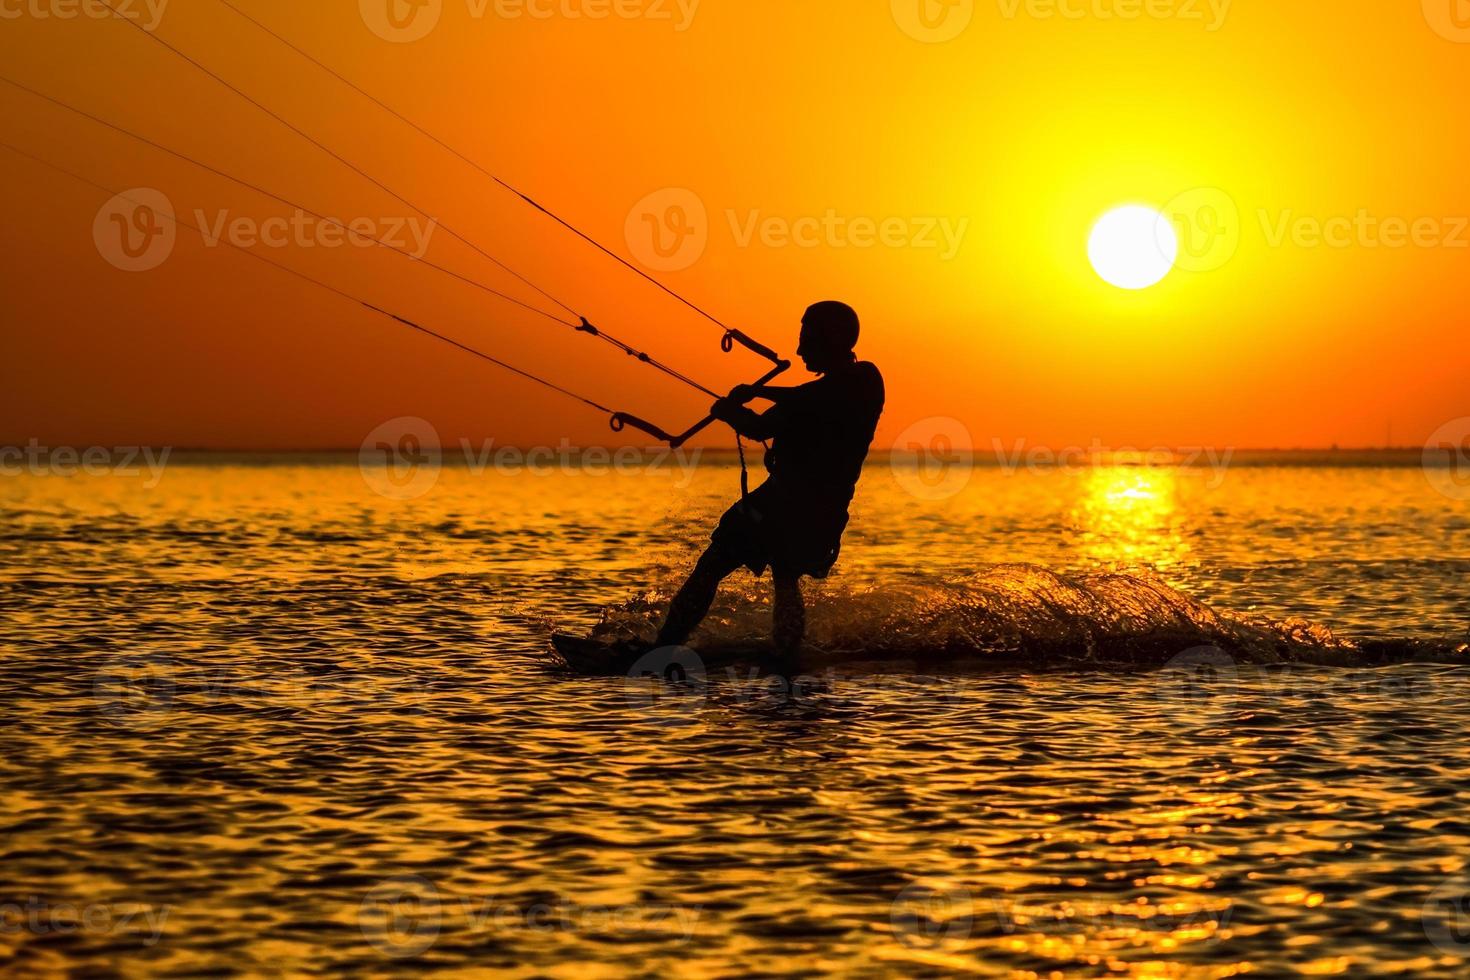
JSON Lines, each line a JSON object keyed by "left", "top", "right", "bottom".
{"left": 0, "top": 444, "right": 1438, "bottom": 456}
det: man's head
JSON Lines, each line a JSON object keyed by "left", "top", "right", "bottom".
{"left": 797, "top": 301, "right": 860, "bottom": 374}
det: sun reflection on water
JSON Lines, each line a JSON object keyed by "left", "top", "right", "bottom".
{"left": 1072, "top": 466, "right": 1192, "bottom": 573}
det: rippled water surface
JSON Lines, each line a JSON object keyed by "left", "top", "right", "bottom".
{"left": 3, "top": 457, "right": 1470, "bottom": 976}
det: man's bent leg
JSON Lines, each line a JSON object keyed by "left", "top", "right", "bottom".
{"left": 656, "top": 544, "right": 744, "bottom": 648}
{"left": 772, "top": 573, "right": 805, "bottom": 655}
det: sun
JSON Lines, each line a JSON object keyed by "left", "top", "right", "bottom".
{"left": 1088, "top": 205, "right": 1178, "bottom": 290}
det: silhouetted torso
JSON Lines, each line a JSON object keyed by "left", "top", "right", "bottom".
{"left": 763, "top": 359, "right": 885, "bottom": 503}
{"left": 701, "top": 359, "right": 884, "bottom": 579}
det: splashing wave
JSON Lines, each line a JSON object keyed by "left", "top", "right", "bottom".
{"left": 582, "top": 563, "right": 1465, "bottom": 668}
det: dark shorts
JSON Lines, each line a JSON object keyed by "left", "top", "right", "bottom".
{"left": 708, "top": 480, "right": 852, "bottom": 579}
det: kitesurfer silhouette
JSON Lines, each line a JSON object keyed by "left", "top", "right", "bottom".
{"left": 655, "top": 301, "right": 885, "bottom": 655}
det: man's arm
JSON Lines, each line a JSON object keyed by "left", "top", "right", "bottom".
{"left": 727, "top": 383, "right": 802, "bottom": 405}
{"left": 710, "top": 398, "right": 780, "bottom": 441}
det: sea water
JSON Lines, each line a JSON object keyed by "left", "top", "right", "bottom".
{"left": 2, "top": 453, "right": 1469, "bottom": 976}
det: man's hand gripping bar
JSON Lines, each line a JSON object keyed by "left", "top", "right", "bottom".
{"left": 609, "top": 330, "right": 791, "bottom": 448}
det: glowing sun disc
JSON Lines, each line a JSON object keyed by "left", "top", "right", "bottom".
{"left": 1088, "top": 206, "right": 1178, "bottom": 290}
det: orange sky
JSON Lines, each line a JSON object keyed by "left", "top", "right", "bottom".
{"left": 2, "top": 0, "right": 1467, "bottom": 451}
